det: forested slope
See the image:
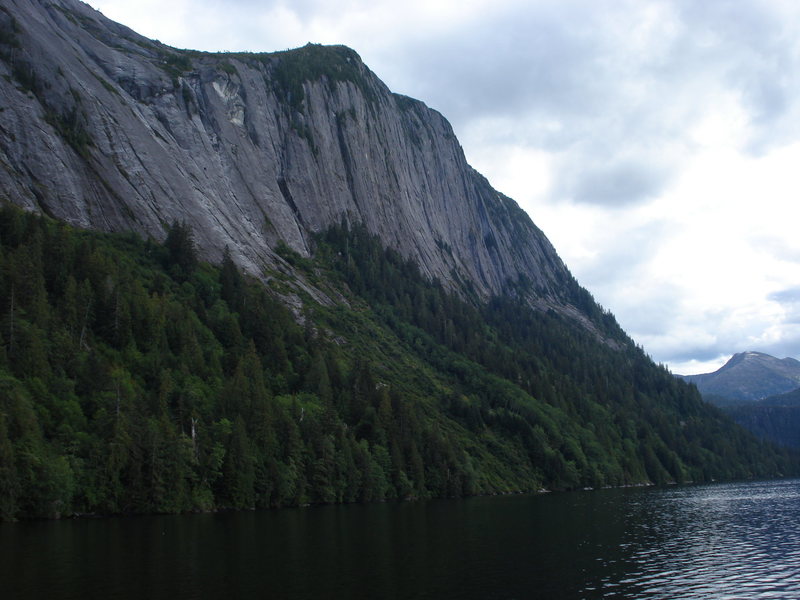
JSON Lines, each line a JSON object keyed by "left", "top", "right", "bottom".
{"left": 0, "top": 207, "right": 793, "bottom": 520}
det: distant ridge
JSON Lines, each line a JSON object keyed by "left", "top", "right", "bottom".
{"left": 723, "top": 384, "right": 800, "bottom": 449}
{"left": 679, "top": 351, "right": 800, "bottom": 405}
{"left": 679, "top": 352, "right": 800, "bottom": 448}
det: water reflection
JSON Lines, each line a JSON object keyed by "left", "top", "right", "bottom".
{"left": 1, "top": 480, "right": 799, "bottom": 599}
{"left": 599, "top": 480, "right": 800, "bottom": 599}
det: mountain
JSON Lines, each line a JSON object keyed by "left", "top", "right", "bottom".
{"left": 726, "top": 401, "right": 800, "bottom": 449}
{"left": 727, "top": 383, "right": 800, "bottom": 450}
{"left": 0, "top": 0, "right": 576, "bottom": 318}
{"left": 761, "top": 388, "right": 800, "bottom": 408}
{"left": 679, "top": 352, "right": 800, "bottom": 448}
{"left": 0, "top": 0, "right": 796, "bottom": 520}
{"left": 679, "top": 351, "right": 800, "bottom": 405}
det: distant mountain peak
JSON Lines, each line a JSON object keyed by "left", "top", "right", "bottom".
{"left": 680, "top": 350, "right": 800, "bottom": 405}
{"left": 721, "top": 351, "right": 800, "bottom": 371}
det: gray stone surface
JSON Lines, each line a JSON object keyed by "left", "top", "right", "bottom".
{"left": 0, "top": 0, "right": 576, "bottom": 312}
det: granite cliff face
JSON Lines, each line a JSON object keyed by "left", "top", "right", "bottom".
{"left": 0, "top": 0, "right": 573, "bottom": 310}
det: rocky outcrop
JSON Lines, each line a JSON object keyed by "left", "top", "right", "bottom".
{"left": 0, "top": 0, "right": 573, "bottom": 307}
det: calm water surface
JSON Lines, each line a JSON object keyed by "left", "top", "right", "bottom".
{"left": 2, "top": 479, "right": 799, "bottom": 599}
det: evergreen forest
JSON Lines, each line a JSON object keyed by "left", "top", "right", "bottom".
{"left": 0, "top": 206, "right": 795, "bottom": 521}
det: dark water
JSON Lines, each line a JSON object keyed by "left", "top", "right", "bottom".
{"left": 2, "top": 479, "right": 799, "bottom": 599}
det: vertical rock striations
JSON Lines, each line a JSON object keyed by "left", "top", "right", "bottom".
{"left": 0, "top": 0, "right": 575, "bottom": 311}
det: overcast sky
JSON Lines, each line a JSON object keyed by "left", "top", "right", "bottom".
{"left": 87, "top": 0, "right": 800, "bottom": 375}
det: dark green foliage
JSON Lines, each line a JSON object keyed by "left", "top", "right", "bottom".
{"left": 152, "top": 49, "right": 193, "bottom": 83}
{"left": 219, "top": 246, "right": 244, "bottom": 312}
{"left": 163, "top": 52, "right": 192, "bottom": 73}
{"left": 271, "top": 43, "right": 375, "bottom": 111}
{"left": 217, "top": 61, "right": 237, "bottom": 76}
{"left": 0, "top": 207, "right": 795, "bottom": 521}
{"left": 725, "top": 402, "right": 800, "bottom": 448}
{"left": 393, "top": 94, "right": 419, "bottom": 112}
{"left": 163, "top": 220, "right": 198, "bottom": 280}
{"left": 315, "top": 223, "right": 798, "bottom": 489}
{"left": 1, "top": 39, "right": 94, "bottom": 157}
{"left": 0, "top": 207, "right": 477, "bottom": 519}
{"left": 90, "top": 71, "right": 120, "bottom": 96}
{"left": 43, "top": 102, "right": 94, "bottom": 158}
{"left": 0, "top": 7, "right": 21, "bottom": 51}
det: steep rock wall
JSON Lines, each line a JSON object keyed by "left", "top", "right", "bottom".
{"left": 0, "top": 0, "right": 572, "bottom": 306}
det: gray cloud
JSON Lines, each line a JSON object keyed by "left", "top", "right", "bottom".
{"left": 674, "top": 0, "right": 800, "bottom": 153}
{"left": 769, "top": 287, "right": 800, "bottom": 305}
{"left": 613, "top": 291, "right": 682, "bottom": 338}
{"left": 367, "top": 0, "right": 800, "bottom": 206}
{"left": 560, "top": 159, "right": 671, "bottom": 206}
{"left": 767, "top": 288, "right": 800, "bottom": 326}
{"left": 372, "top": 7, "right": 610, "bottom": 143}
{"left": 370, "top": 4, "right": 689, "bottom": 207}
{"left": 753, "top": 237, "right": 800, "bottom": 264}
{"left": 572, "top": 217, "right": 670, "bottom": 289}
{"left": 647, "top": 307, "right": 800, "bottom": 375}
{"left": 669, "top": 348, "right": 729, "bottom": 368}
